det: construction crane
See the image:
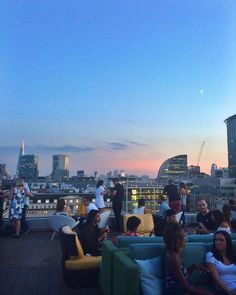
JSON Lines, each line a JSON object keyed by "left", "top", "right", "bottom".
{"left": 196, "top": 140, "right": 206, "bottom": 166}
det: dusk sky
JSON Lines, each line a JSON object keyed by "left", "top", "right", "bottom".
{"left": 1, "top": 1, "right": 236, "bottom": 177}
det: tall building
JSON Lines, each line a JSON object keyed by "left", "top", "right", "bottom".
{"left": 16, "top": 141, "right": 25, "bottom": 178}
{"left": 0, "top": 164, "right": 8, "bottom": 179}
{"left": 157, "top": 154, "right": 188, "bottom": 184}
{"left": 210, "top": 163, "right": 217, "bottom": 177}
{"left": 18, "top": 155, "right": 39, "bottom": 181}
{"left": 52, "top": 155, "right": 69, "bottom": 181}
{"left": 225, "top": 114, "right": 236, "bottom": 178}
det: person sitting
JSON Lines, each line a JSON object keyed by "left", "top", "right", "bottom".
{"left": 133, "top": 198, "right": 151, "bottom": 214}
{"left": 164, "top": 223, "right": 213, "bottom": 295}
{"left": 122, "top": 216, "right": 141, "bottom": 236}
{"left": 206, "top": 230, "right": 236, "bottom": 295}
{"left": 82, "top": 196, "right": 98, "bottom": 216}
{"left": 231, "top": 220, "right": 236, "bottom": 233}
{"left": 223, "top": 204, "right": 232, "bottom": 224}
{"left": 211, "top": 209, "right": 231, "bottom": 234}
{"left": 229, "top": 199, "right": 236, "bottom": 220}
{"left": 154, "top": 209, "right": 177, "bottom": 236}
{"left": 157, "top": 195, "right": 170, "bottom": 219}
{"left": 196, "top": 199, "right": 217, "bottom": 234}
{"left": 55, "top": 198, "right": 70, "bottom": 216}
{"left": 78, "top": 210, "right": 108, "bottom": 256}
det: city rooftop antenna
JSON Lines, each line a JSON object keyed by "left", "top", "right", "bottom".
{"left": 196, "top": 140, "right": 206, "bottom": 166}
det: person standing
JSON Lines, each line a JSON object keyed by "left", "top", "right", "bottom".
{"left": 9, "top": 182, "right": 31, "bottom": 238}
{"left": 179, "top": 182, "right": 189, "bottom": 212}
{"left": 164, "top": 179, "right": 181, "bottom": 213}
{"left": 95, "top": 180, "right": 106, "bottom": 211}
{"left": 20, "top": 180, "right": 32, "bottom": 234}
{"left": 111, "top": 178, "right": 124, "bottom": 231}
{"left": 157, "top": 196, "right": 170, "bottom": 219}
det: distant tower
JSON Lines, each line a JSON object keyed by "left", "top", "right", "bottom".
{"left": 210, "top": 163, "right": 217, "bottom": 177}
{"left": 52, "top": 155, "right": 69, "bottom": 181}
{"left": 225, "top": 115, "right": 236, "bottom": 178}
{"left": 16, "top": 141, "right": 25, "bottom": 178}
{"left": 18, "top": 155, "right": 39, "bottom": 181}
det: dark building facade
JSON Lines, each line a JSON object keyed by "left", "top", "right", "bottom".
{"left": 225, "top": 114, "right": 236, "bottom": 178}
{"left": 18, "top": 155, "right": 39, "bottom": 181}
{"left": 52, "top": 155, "right": 69, "bottom": 181}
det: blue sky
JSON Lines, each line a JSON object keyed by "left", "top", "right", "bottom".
{"left": 0, "top": 0, "right": 236, "bottom": 177}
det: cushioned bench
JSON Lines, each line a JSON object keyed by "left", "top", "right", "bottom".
{"left": 113, "top": 242, "right": 211, "bottom": 295}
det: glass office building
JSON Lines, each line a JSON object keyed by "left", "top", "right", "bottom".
{"left": 225, "top": 114, "right": 236, "bottom": 178}
{"left": 157, "top": 154, "right": 188, "bottom": 183}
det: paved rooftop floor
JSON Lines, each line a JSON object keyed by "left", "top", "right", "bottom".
{"left": 0, "top": 231, "right": 100, "bottom": 295}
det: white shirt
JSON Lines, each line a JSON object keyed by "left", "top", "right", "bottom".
{"left": 206, "top": 251, "right": 236, "bottom": 291}
{"left": 133, "top": 206, "right": 145, "bottom": 214}
{"left": 95, "top": 185, "right": 105, "bottom": 208}
{"left": 86, "top": 202, "right": 98, "bottom": 213}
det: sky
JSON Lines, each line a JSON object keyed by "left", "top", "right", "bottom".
{"left": 0, "top": 0, "right": 236, "bottom": 177}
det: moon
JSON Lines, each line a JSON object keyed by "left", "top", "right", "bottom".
{"left": 200, "top": 89, "right": 204, "bottom": 94}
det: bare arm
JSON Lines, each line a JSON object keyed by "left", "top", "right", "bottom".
{"left": 197, "top": 222, "right": 210, "bottom": 234}
{"left": 206, "top": 262, "right": 231, "bottom": 295}
{"left": 168, "top": 254, "right": 212, "bottom": 295}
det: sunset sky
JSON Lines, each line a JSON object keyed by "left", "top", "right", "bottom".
{"left": 1, "top": 1, "right": 236, "bottom": 177}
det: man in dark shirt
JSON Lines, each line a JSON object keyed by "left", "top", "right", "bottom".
{"left": 112, "top": 178, "right": 124, "bottom": 231}
{"left": 164, "top": 179, "right": 181, "bottom": 213}
{"left": 196, "top": 199, "right": 216, "bottom": 234}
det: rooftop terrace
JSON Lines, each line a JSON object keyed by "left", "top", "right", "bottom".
{"left": 0, "top": 231, "right": 100, "bottom": 295}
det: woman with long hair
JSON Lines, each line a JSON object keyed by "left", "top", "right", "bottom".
{"left": 164, "top": 223, "right": 212, "bottom": 295}
{"left": 78, "top": 209, "right": 108, "bottom": 256}
{"left": 206, "top": 231, "right": 236, "bottom": 294}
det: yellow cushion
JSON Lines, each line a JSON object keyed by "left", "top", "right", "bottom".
{"left": 78, "top": 202, "right": 86, "bottom": 215}
{"left": 123, "top": 214, "right": 154, "bottom": 234}
{"left": 65, "top": 255, "right": 101, "bottom": 270}
{"left": 61, "top": 225, "right": 84, "bottom": 259}
{"left": 143, "top": 214, "right": 154, "bottom": 233}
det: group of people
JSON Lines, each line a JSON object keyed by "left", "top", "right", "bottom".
{"left": 164, "top": 223, "right": 236, "bottom": 295}
{"left": 94, "top": 178, "right": 124, "bottom": 231}
{"left": 196, "top": 199, "right": 236, "bottom": 235}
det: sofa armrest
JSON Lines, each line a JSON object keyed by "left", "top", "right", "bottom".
{"left": 100, "top": 240, "right": 120, "bottom": 295}
{"left": 113, "top": 251, "right": 140, "bottom": 295}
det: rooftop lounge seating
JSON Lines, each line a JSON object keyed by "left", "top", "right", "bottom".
{"left": 112, "top": 242, "right": 212, "bottom": 295}
{"left": 48, "top": 215, "right": 78, "bottom": 240}
{"left": 59, "top": 225, "right": 101, "bottom": 288}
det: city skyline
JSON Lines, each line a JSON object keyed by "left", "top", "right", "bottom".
{"left": 1, "top": 1, "right": 236, "bottom": 177}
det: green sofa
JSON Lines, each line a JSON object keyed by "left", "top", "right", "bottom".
{"left": 113, "top": 242, "right": 210, "bottom": 295}
{"left": 100, "top": 235, "right": 236, "bottom": 295}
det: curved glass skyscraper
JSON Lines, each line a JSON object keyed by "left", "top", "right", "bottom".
{"left": 157, "top": 154, "right": 188, "bottom": 183}
{"left": 225, "top": 114, "right": 236, "bottom": 178}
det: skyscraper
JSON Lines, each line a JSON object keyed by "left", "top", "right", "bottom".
{"left": 52, "top": 155, "right": 69, "bottom": 180}
{"left": 16, "top": 141, "right": 25, "bottom": 178}
{"left": 18, "top": 155, "right": 39, "bottom": 181}
{"left": 225, "top": 114, "right": 236, "bottom": 178}
{"left": 157, "top": 154, "right": 188, "bottom": 183}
